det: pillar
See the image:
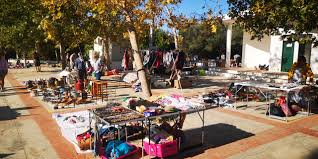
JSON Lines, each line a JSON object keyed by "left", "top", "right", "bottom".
{"left": 226, "top": 24, "right": 232, "bottom": 68}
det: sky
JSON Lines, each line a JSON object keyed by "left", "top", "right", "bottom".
{"left": 176, "top": 0, "right": 229, "bottom": 17}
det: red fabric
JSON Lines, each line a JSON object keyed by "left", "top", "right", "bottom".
{"left": 124, "top": 50, "right": 129, "bottom": 70}
{"left": 75, "top": 80, "right": 84, "bottom": 92}
{"left": 279, "top": 96, "right": 292, "bottom": 116}
{"left": 105, "top": 69, "right": 119, "bottom": 76}
{"left": 154, "top": 51, "right": 162, "bottom": 68}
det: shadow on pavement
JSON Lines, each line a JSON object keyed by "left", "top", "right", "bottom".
{"left": 168, "top": 123, "right": 255, "bottom": 159}
{"left": 0, "top": 106, "right": 36, "bottom": 121}
{"left": 0, "top": 153, "right": 15, "bottom": 158}
{"left": 306, "top": 148, "right": 318, "bottom": 159}
{"left": 0, "top": 91, "right": 29, "bottom": 97}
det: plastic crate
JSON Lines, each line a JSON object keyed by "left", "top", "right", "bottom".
{"left": 143, "top": 140, "right": 178, "bottom": 158}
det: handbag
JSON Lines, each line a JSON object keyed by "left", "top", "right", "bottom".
{"left": 279, "top": 96, "right": 293, "bottom": 117}
{"left": 267, "top": 103, "right": 285, "bottom": 117}
{"left": 76, "top": 131, "right": 94, "bottom": 150}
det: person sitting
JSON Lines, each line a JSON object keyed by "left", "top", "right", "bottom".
{"left": 287, "top": 56, "right": 315, "bottom": 114}
{"left": 288, "top": 56, "right": 314, "bottom": 84}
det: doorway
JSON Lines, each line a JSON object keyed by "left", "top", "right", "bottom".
{"left": 298, "top": 43, "right": 312, "bottom": 64}
{"left": 281, "top": 41, "right": 294, "bottom": 72}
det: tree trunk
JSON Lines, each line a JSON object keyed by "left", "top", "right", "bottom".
{"left": 172, "top": 27, "right": 178, "bottom": 50}
{"left": 103, "top": 37, "right": 112, "bottom": 70}
{"left": 149, "top": 18, "right": 155, "bottom": 49}
{"left": 55, "top": 49, "right": 60, "bottom": 63}
{"left": 23, "top": 52, "right": 26, "bottom": 66}
{"left": 59, "top": 43, "right": 66, "bottom": 70}
{"left": 128, "top": 29, "right": 152, "bottom": 97}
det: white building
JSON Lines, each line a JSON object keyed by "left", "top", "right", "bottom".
{"left": 224, "top": 19, "right": 318, "bottom": 74}
{"left": 241, "top": 32, "right": 318, "bottom": 73}
{"left": 92, "top": 37, "right": 129, "bottom": 69}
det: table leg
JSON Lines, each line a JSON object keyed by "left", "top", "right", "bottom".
{"left": 201, "top": 110, "right": 205, "bottom": 146}
{"left": 141, "top": 121, "right": 144, "bottom": 158}
{"left": 148, "top": 118, "right": 151, "bottom": 159}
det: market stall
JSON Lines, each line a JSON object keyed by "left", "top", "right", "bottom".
{"left": 89, "top": 94, "right": 218, "bottom": 158}
{"left": 233, "top": 81, "right": 314, "bottom": 122}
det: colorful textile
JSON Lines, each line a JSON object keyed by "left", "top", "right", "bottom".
{"left": 288, "top": 63, "right": 313, "bottom": 84}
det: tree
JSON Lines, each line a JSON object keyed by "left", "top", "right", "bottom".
{"left": 227, "top": 0, "right": 318, "bottom": 45}
{"left": 41, "top": 0, "right": 98, "bottom": 69}
{"left": 87, "top": 0, "right": 182, "bottom": 98}
{"left": 0, "top": 0, "right": 45, "bottom": 58}
{"left": 140, "top": 28, "right": 174, "bottom": 50}
{"left": 181, "top": 21, "right": 243, "bottom": 58}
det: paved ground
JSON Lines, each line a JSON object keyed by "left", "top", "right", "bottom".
{"left": 1, "top": 67, "right": 318, "bottom": 159}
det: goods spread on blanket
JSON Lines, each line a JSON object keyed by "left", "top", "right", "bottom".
{"left": 52, "top": 111, "right": 93, "bottom": 153}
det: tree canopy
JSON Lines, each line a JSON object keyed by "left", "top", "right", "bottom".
{"left": 228, "top": 0, "right": 318, "bottom": 45}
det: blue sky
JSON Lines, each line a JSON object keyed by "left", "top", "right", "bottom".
{"left": 176, "top": 0, "right": 229, "bottom": 17}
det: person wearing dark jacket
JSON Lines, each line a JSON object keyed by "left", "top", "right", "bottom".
{"left": 169, "top": 50, "right": 185, "bottom": 84}
{"left": 74, "top": 53, "right": 87, "bottom": 81}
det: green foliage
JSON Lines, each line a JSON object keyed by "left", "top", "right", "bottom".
{"left": 41, "top": 0, "right": 98, "bottom": 49}
{"left": 228, "top": 0, "right": 318, "bottom": 45}
{"left": 0, "top": 0, "right": 45, "bottom": 56}
{"left": 139, "top": 28, "right": 174, "bottom": 50}
{"left": 181, "top": 23, "right": 242, "bottom": 58}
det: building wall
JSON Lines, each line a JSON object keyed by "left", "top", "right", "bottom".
{"left": 310, "top": 44, "right": 318, "bottom": 74}
{"left": 242, "top": 32, "right": 271, "bottom": 68}
{"left": 92, "top": 37, "right": 129, "bottom": 69}
{"left": 268, "top": 35, "right": 283, "bottom": 72}
{"left": 243, "top": 32, "right": 318, "bottom": 74}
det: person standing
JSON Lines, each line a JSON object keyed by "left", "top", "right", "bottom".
{"left": 220, "top": 53, "right": 226, "bottom": 67}
{"left": 169, "top": 50, "right": 185, "bottom": 83}
{"left": 0, "top": 54, "right": 8, "bottom": 91}
{"left": 74, "top": 53, "right": 87, "bottom": 81}
{"left": 33, "top": 51, "right": 41, "bottom": 72}
{"left": 70, "top": 52, "right": 78, "bottom": 70}
{"left": 233, "top": 53, "right": 241, "bottom": 67}
{"left": 122, "top": 49, "right": 129, "bottom": 71}
{"left": 92, "top": 53, "right": 102, "bottom": 80}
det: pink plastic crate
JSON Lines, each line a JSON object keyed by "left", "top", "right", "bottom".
{"left": 143, "top": 140, "right": 178, "bottom": 158}
{"left": 99, "top": 144, "right": 140, "bottom": 159}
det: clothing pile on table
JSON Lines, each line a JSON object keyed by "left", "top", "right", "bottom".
{"left": 153, "top": 94, "right": 206, "bottom": 111}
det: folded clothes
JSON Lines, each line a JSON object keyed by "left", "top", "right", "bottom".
{"left": 105, "top": 140, "right": 134, "bottom": 159}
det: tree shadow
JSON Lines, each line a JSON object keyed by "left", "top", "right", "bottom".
{"left": 0, "top": 91, "right": 29, "bottom": 97}
{"left": 166, "top": 123, "right": 255, "bottom": 159}
{"left": 0, "top": 106, "right": 36, "bottom": 121}
{"left": 306, "top": 148, "right": 318, "bottom": 159}
{"left": 0, "top": 153, "right": 15, "bottom": 158}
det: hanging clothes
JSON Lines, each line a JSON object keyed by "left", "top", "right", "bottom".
{"left": 163, "top": 51, "right": 174, "bottom": 68}
{"left": 122, "top": 49, "right": 129, "bottom": 70}
{"left": 154, "top": 51, "right": 163, "bottom": 68}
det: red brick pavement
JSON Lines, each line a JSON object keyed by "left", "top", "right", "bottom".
{"left": 7, "top": 74, "right": 90, "bottom": 159}
{"left": 6, "top": 73, "right": 318, "bottom": 159}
